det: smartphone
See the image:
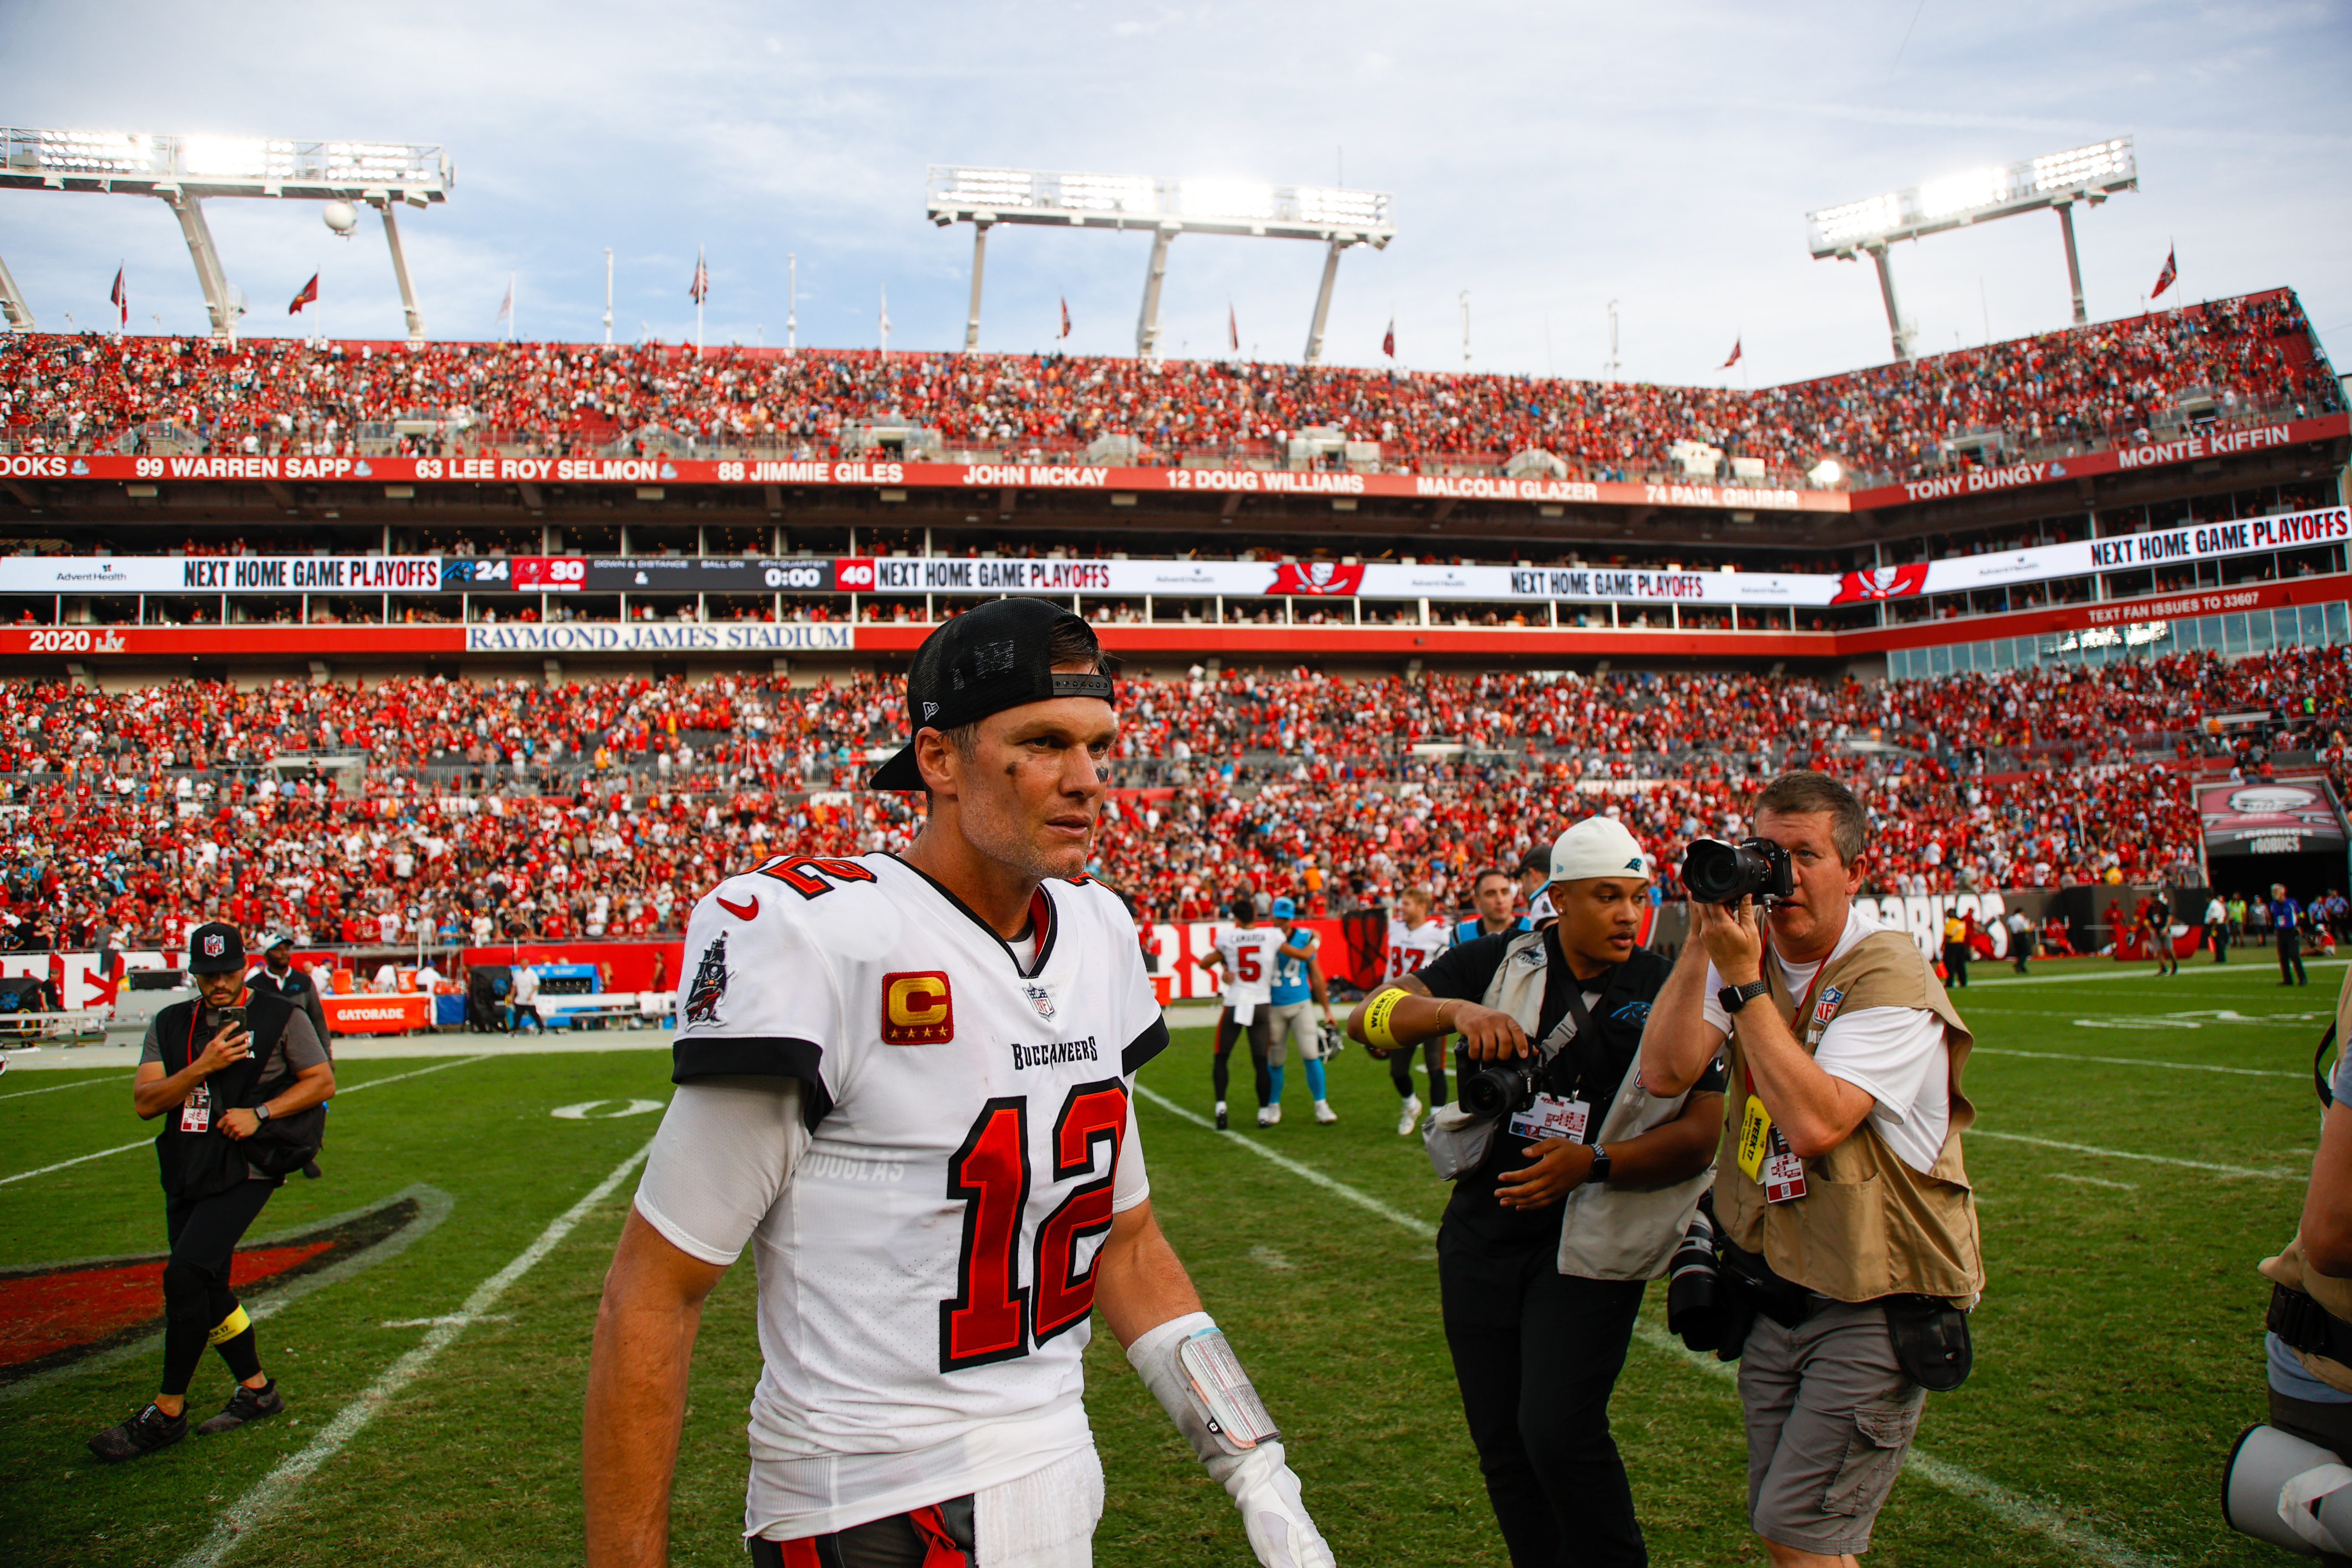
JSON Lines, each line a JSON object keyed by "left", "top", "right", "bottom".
{"left": 217, "top": 1006, "right": 248, "bottom": 1032}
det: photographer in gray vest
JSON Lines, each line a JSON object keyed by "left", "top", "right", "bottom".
{"left": 1349, "top": 819, "right": 1725, "bottom": 1568}
{"left": 86, "top": 923, "right": 335, "bottom": 1463}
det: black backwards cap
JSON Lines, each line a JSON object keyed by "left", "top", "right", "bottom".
{"left": 868, "top": 597, "right": 1116, "bottom": 791}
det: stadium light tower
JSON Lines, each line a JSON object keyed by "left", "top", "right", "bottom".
{"left": 1805, "top": 137, "right": 2136, "bottom": 361}
{"left": 926, "top": 165, "right": 1395, "bottom": 361}
{"left": 0, "top": 128, "right": 453, "bottom": 342}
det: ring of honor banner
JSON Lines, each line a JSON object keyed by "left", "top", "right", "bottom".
{"left": 1, "top": 411, "right": 2340, "bottom": 515}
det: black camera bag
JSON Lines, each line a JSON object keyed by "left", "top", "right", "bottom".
{"left": 1883, "top": 1294, "right": 1973, "bottom": 1391}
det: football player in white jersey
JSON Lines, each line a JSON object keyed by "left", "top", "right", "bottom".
{"left": 1518, "top": 847, "right": 1556, "bottom": 925}
{"left": 1202, "top": 897, "right": 1283, "bottom": 1129}
{"left": 585, "top": 599, "right": 1335, "bottom": 1568}
{"left": 1379, "top": 888, "right": 1451, "bottom": 1134}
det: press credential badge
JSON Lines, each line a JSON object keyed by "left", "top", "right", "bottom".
{"left": 1509, "top": 1094, "right": 1590, "bottom": 1143}
{"left": 179, "top": 1081, "right": 211, "bottom": 1135}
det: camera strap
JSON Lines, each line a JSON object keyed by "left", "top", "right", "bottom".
{"left": 1546, "top": 965, "right": 1616, "bottom": 1102}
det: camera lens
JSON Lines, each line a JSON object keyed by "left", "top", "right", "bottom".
{"left": 1681, "top": 840, "right": 1748, "bottom": 904}
{"left": 1462, "top": 1062, "right": 1532, "bottom": 1121}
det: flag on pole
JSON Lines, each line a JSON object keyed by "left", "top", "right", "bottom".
{"left": 1228, "top": 303, "right": 1240, "bottom": 354}
{"left": 2150, "top": 245, "right": 2178, "bottom": 300}
{"left": 690, "top": 247, "right": 710, "bottom": 304}
{"left": 1382, "top": 316, "right": 1395, "bottom": 359}
{"left": 496, "top": 276, "right": 514, "bottom": 329}
{"left": 879, "top": 284, "right": 892, "bottom": 349}
{"left": 1722, "top": 337, "right": 1742, "bottom": 369}
{"left": 110, "top": 267, "right": 127, "bottom": 328}
{"left": 1060, "top": 297, "right": 1071, "bottom": 339}
{"left": 288, "top": 273, "right": 319, "bottom": 316}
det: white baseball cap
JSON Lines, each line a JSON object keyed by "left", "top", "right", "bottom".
{"left": 1547, "top": 818, "right": 1651, "bottom": 885}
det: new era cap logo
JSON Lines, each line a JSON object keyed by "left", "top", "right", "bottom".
{"left": 923, "top": 701, "right": 939, "bottom": 721}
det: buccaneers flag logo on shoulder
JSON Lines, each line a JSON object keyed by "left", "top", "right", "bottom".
{"left": 684, "top": 934, "right": 728, "bottom": 1026}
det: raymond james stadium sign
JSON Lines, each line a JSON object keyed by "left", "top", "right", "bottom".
{"left": 462, "top": 622, "right": 853, "bottom": 654}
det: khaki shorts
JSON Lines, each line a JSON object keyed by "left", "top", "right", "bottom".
{"left": 1267, "top": 1000, "right": 1323, "bottom": 1066}
{"left": 1739, "top": 1298, "right": 1925, "bottom": 1557}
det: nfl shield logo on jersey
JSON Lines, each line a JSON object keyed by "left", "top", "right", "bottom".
{"left": 1023, "top": 982, "right": 1056, "bottom": 1021}
{"left": 684, "top": 934, "right": 728, "bottom": 1026}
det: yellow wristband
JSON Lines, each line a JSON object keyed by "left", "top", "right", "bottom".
{"left": 1363, "top": 989, "right": 1405, "bottom": 1050}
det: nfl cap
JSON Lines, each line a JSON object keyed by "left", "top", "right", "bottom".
{"left": 1271, "top": 896, "right": 1297, "bottom": 919}
{"left": 869, "top": 597, "right": 1116, "bottom": 791}
{"left": 1547, "top": 818, "right": 1651, "bottom": 885}
{"left": 187, "top": 922, "right": 248, "bottom": 974}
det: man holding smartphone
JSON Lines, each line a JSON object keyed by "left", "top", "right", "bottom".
{"left": 87, "top": 923, "right": 335, "bottom": 1462}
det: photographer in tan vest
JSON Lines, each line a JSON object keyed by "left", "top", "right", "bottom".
{"left": 1643, "top": 772, "right": 1983, "bottom": 1567}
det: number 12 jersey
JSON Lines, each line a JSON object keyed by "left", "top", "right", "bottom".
{"left": 657, "top": 852, "right": 1170, "bottom": 1537}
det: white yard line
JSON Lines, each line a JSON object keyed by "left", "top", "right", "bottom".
{"left": 2049, "top": 1173, "right": 2139, "bottom": 1191}
{"left": 172, "top": 1137, "right": 654, "bottom": 1568}
{"left": 1133, "top": 1082, "right": 2174, "bottom": 1568}
{"left": 1970, "top": 1128, "right": 2305, "bottom": 1181}
{"left": 0, "top": 1137, "right": 151, "bottom": 1186}
{"left": 0, "top": 1055, "right": 492, "bottom": 1188}
{"left": 1971, "top": 1047, "right": 2301, "bottom": 1079}
{"left": 1966, "top": 958, "right": 2346, "bottom": 988}
{"left": 0, "top": 1075, "right": 110, "bottom": 1099}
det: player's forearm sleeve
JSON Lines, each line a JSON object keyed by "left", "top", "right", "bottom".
{"left": 1127, "top": 1313, "right": 1335, "bottom": 1568}
{"left": 634, "top": 1078, "right": 807, "bottom": 1266}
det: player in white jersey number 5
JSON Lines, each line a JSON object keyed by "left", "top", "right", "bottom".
{"left": 585, "top": 598, "right": 1335, "bottom": 1568}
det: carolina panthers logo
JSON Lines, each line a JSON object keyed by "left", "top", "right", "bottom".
{"left": 1611, "top": 999, "right": 1652, "bottom": 1023}
{"left": 684, "top": 934, "right": 728, "bottom": 1026}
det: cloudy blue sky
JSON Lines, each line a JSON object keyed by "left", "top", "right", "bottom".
{"left": 6, "top": 0, "right": 2348, "bottom": 390}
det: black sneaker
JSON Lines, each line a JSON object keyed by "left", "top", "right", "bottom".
{"left": 197, "top": 1381, "right": 284, "bottom": 1436}
{"left": 88, "top": 1403, "right": 187, "bottom": 1462}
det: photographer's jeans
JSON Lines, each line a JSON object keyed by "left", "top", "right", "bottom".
{"left": 1437, "top": 1220, "right": 1648, "bottom": 1568}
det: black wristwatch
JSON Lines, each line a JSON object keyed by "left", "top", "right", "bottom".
{"left": 1587, "top": 1144, "right": 1612, "bottom": 1185}
{"left": 1718, "top": 978, "right": 1771, "bottom": 1015}
{"left": 253, "top": 1103, "right": 273, "bottom": 1123}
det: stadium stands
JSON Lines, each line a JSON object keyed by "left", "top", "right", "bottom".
{"left": 1, "top": 290, "right": 2335, "bottom": 488}
{"left": 1, "top": 645, "right": 2340, "bottom": 951}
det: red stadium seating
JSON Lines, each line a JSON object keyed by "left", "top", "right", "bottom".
{"left": 0, "top": 646, "right": 2340, "bottom": 952}
{"left": 0, "top": 290, "right": 2335, "bottom": 489}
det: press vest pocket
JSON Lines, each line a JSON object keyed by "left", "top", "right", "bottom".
{"left": 1821, "top": 1399, "right": 1922, "bottom": 1516}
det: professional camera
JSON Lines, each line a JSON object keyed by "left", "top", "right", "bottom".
{"left": 1666, "top": 1199, "right": 1728, "bottom": 1352}
{"left": 1681, "top": 836, "right": 1795, "bottom": 906}
{"left": 2225, "top": 1423, "right": 2352, "bottom": 1556}
{"left": 1461, "top": 1058, "right": 1540, "bottom": 1122}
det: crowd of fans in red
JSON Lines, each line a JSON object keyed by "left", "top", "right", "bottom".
{"left": 0, "top": 290, "right": 2332, "bottom": 485}
{"left": 0, "top": 643, "right": 2341, "bottom": 952}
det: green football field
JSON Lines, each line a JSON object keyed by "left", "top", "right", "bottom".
{"left": 0, "top": 952, "right": 2336, "bottom": 1568}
